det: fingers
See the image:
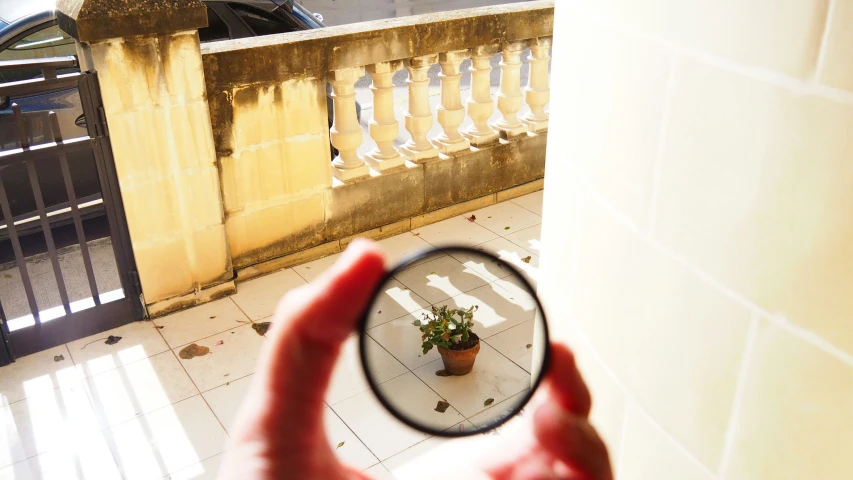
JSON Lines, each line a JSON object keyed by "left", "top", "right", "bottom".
{"left": 545, "top": 343, "right": 592, "bottom": 418}
{"left": 253, "top": 239, "right": 385, "bottom": 428}
{"left": 533, "top": 402, "right": 613, "bottom": 480}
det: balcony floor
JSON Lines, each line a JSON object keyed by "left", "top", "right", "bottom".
{"left": 0, "top": 190, "right": 544, "bottom": 480}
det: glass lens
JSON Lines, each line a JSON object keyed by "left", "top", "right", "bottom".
{"left": 360, "top": 247, "right": 548, "bottom": 436}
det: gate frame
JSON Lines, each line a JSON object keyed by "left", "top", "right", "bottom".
{"left": 0, "top": 65, "right": 144, "bottom": 364}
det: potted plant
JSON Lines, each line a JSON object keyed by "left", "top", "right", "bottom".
{"left": 413, "top": 305, "right": 480, "bottom": 375}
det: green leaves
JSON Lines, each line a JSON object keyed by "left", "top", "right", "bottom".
{"left": 412, "top": 319, "right": 422, "bottom": 327}
{"left": 413, "top": 304, "right": 479, "bottom": 354}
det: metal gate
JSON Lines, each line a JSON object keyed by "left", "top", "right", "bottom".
{"left": 0, "top": 59, "right": 143, "bottom": 365}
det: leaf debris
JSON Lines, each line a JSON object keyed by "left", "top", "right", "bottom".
{"left": 435, "top": 400, "right": 451, "bottom": 413}
{"left": 435, "top": 369, "right": 452, "bottom": 377}
{"left": 504, "top": 226, "right": 511, "bottom": 230}
{"left": 179, "top": 344, "right": 210, "bottom": 359}
{"left": 521, "top": 256, "right": 532, "bottom": 264}
{"left": 215, "top": 340, "right": 224, "bottom": 346}
{"left": 336, "top": 441, "right": 345, "bottom": 449}
{"left": 54, "top": 354, "right": 64, "bottom": 362}
{"left": 526, "top": 344, "right": 532, "bottom": 349}
{"left": 252, "top": 322, "right": 271, "bottom": 336}
{"left": 484, "top": 398, "right": 495, "bottom": 407}
{"left": 466, "top": 215, "right": 476, "bottom": 222}
{"left": 105, "top": 335, "right": 122, "bottom": 345}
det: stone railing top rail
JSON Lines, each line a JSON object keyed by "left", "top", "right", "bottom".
{"left": 201, "top": 0, "right": 553, "bottom": 88}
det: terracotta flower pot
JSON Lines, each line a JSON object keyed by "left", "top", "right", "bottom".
{"left": 437, "top": 333, "right": 480, "bottom": 375}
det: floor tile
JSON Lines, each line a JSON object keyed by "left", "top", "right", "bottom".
{"left": 230, "top": 269, "right": 307, "bottom": 320}
{"left": 467, "top": 202, "right": 541, "bottom": 236}
{"left": 175, "top": 324, "right": 264, "bottom": 392}
{"left": 86, "top": 351, "right": 198, "bottom": 429}
{"left": 154, "top": 299, "right": 251, "bottom": 349}
{"left": 3, "top": 378, "right": 100, "bottom": 464}
{"left": 68, "top": 321, "right": 170, "bottom": 378}
{"left": 382, "top": 422, "right": 485, "bottom": 480}
{"left": 327, "top": 335, "right": 406, "bottom": 405}
{"left": 412, "top": 343, "right": 530, "bottom": 418}
{"left": 392, "top": 255, "right": 488, "bottom": 304}
{"left": 107, "top": 395, "right": 228, "bottom": 480}
{"left": 411, "top": 216, "right": 499, "bottom": 247}
{"left": 482, "top": 319, "right": 535, "bottom": 372}
{"left": 364, "top": 463, "right": 395, "bottom": 480}
{"left": 166, "top": 453, "right": 223, "bottom": 480}
{"left": 365, "top": 279, "right": 431, "bottom": 329}
{"left": 324, "top": 405, "right": 379, "bottom": 470}
{"left": 292, "top": 253, "right": 341, "bottom": 283}
{"left": 510, "top": 190, "right": 544, "bottom": 216}
{"left": 375, "top": 234, "right": 435, "bottom": 268}
{"left": 467, "top": 390, "right": 531, "bottom": 430}
{"left": 504, "top": 224, "right": 542, "bottom": 254}
{"left": 367, "top": 311, "right": 442, "bottom": 370}
{"left": 448, "top": 238, "right": 538, "bottom": 284}
{"left": 332, "top": 373, "right": 463, "bottom": 460}
{"left": 444, "top": 282, "right": 537, "bottom": 339}
{"left": 201, "top": 374, "right": 254, "bottom": 435}
{"left": 0, "top": 346, "right": 78, "bottom": 405}
{"left": 6, "top": 430, "right": 122, "bottom": 480}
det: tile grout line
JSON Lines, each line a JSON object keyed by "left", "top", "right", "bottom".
{"left": 645, "top": 60, "right": 676, "bottom": 236}
{"left": 324, "top": 398, "right": 385, "bottom": 466}
{"left": 577, "top": 172, "right": 853, "bottom": 369}
{"left": 716, "top": 311, "right": 761, "bottom": 479}
{"left": 568, "top": 321, "right": 719, "bottom": 478}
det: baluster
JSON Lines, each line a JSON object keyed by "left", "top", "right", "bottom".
{"left": 463, "top": 45, "right": 499, "bottom": 146}
{"left": 330, "top": 67, "right": 369, "bottom": 181}
{"left": 365, "top": 61, "right": 405, "bottom": 171}
{"left": 492, "top": 41, "right": 527, "bottom": 139}
{"left": 400, "top": 54, "right": 438, "bottom": 161}
{"left": 433, "top": 50, "right": 471, "bottom": 154}
{"left": 522, "top": 37, "right": 552, "bottom": 132}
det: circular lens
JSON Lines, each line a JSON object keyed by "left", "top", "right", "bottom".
{"left": 359, "top": 246, "right": 549, "bottom": 436}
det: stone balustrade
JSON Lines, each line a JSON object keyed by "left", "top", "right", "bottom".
{"left": 199, "top": 1, "right": 553, "bottom": 278}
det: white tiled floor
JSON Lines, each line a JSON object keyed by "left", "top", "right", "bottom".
{"left": 0, "top": 191, "right": 543, "bottom": 479}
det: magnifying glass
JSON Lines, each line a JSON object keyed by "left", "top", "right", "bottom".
{"left": 358, "top": 246, "right": 550, "bottom": 437}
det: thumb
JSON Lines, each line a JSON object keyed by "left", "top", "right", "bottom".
{"left": 244, "top": 239, "right": 386, "bottom": 438}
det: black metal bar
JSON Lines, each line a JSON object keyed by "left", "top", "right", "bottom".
{"left": 0, "top": 177, "right": 41, "bottom": 324}
{"left": 0, "top": 137, "right": 92, "bottom": 168}
{"left": 12, "top": 104, "right": 29, "bottom": 149}
{"left": 80, "top": 73, "right": 144, "bottom": 320}
{"left": 8, "top": 298, "right": 134, "bottom": 358}
{"left": 0, "top": 74, "right": 82, "bottom": 98}
{"left": 0, "top": 300, "right": 13, "bottom": 366}
{"left": 26, "top": 157, "right": 72, "bottom": 315}
{"left": 51, "top": 112, "right": 100, "bottom": 305}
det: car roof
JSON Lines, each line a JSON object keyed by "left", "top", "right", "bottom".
{"left": 0, "top": 0, "right": 54, "bottom": 24}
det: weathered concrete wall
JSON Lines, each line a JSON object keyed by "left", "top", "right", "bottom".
{"left": 89, "top": 31, "right": 232, "bottom": 303}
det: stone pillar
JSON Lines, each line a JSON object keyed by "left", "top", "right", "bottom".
{"left": 433, "top": 50, "right": 471, "bottom": 154}
{"left": 492, "top": 41, "right": 527, "bottom": 139}
{"left": 400, "top": 54, "right": 439, "bottom": 161}
{"left": 365, "top": 61, "right": 405, "bottom": 171}
{"left": 330, "top": 67, "right": 370, "bottom": 181}
{"left": 522, "top": 37, "right": 551, "bottom": 132}
{"left": 56, "top": 0, "right": 233, "bottom": 308}
{"left": 463, "top": 45, "right": 499, "bottom": 146}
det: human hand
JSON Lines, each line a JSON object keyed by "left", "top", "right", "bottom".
{"left": 216, "top": 239, "right": 612, "bottom": 480}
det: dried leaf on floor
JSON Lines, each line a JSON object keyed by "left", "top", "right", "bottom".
{"left": 105, "top": 335, "right": 122, "bottom": 345}
{"left": 435, "top": 400, "right": 450, "bottom": 413}
{"left": 53, "top": 354, "right": 64, "bottom": 362}
{"left": 3, "top": 274, "right": 11, "bottom": 279}
{"left": 377, "top": 310, "right": 382, "bottom": 314}
{"left": 484, "top": 398, "right": 495, "bottom": 407}
{"left": 253, "top": 322, "right": 271, "bottom": 336}
{"left": 435, "top": 369, "right": 452, "bottom": 377}
{"left": 155, "top": 325, "right": 165, "bottom": 329}
{"left": 504, "top": 226, "right": 511, "bottom": 230}
{"left": 466, "top": 215, "right": 476, "bottom": 222}
{"left": 224, "top": 373, "right": 230, "bottom": 377}
{"left": 215, "top": 340, "right": 224, "bottom": 346}
{"left": 210, "top": 316, "right": 217, "bottom": 319}
{"left": 179, "top": 344, "right": 210, "bottom": 360}
{"left": 412, "top": 232, "right": 420, "bottom": 236}
{"left": 521, "top": 256, "right": 532, "bottom": 264}
{"left": 336, "top": 441, "right": 345, "bottom": 449}
{"left": 526, "top": 344, "right": 532, "bottom": 349}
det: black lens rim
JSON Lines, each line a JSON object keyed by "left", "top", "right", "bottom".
{"left": 357, "top": 244, "right": 551, "bottom": 438}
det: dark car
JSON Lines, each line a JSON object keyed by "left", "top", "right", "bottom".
{"left": 0, "top": 0, "right": 347, "bottom": 236}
